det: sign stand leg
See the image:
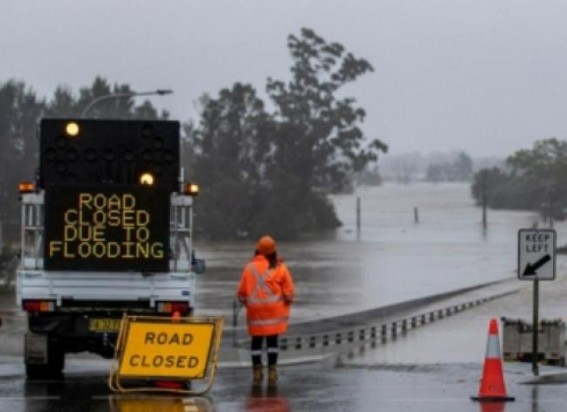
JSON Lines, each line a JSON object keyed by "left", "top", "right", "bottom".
{"left": 532, "top": 279, "right": 539, "bottom": 376}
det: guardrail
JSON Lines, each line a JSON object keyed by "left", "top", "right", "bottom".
{"left": 278, "top": 290, "right": 517, "bottom": 352}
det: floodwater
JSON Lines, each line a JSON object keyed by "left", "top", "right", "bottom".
{"left": 193, "top": 182, "right": 560, "bottom": 323}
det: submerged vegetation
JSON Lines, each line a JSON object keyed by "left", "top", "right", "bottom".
{"left": 471, "top": 138, "right": 567, "bottom": 221}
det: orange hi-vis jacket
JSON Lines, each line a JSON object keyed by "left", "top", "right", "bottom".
{"left": 237, "top": 255, "right": 295, "bottom": 336}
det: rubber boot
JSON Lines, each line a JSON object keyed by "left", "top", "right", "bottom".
{"left": 252, "top": 365, "right": 263, "bottom": 384}
{"left": 268, "top": 365, "right": 278, "bottom": 386}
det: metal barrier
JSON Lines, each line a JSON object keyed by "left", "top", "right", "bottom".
{"left": 278, "top": 290, "right": 517, "bottom": 352}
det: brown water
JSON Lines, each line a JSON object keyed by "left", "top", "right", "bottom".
{"left": 193, "top": 182, "right": 557, "bottom": 324}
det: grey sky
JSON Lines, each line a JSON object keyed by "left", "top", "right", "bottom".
{"left": 2, "top": 0, "right": 567, "bottom": 158}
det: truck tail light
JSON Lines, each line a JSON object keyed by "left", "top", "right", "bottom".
{"left": 184, "top": 183, "right": 199, "bottom": 196}
{"left": 19, "top": 182, "right": 35, "bottom": 193}
{"left": 23, "top": 300, "right": 55, "bottom": 312}
{"left": 156, "top": 301, "right": 189, "bottom": 316}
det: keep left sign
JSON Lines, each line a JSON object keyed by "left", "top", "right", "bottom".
{"left": 518, "top": 229, "right": 556, "bottom": 281}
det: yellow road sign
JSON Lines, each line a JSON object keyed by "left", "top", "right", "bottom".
{"left": 119, "top": 321, "right": 214, "bottom": 379}
{"left": 109, "top": 315, "right": 224, "bottom": 395}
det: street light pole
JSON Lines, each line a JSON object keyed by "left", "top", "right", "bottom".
{"left": 80, "top": 89, "right": 173, "bottom": 118}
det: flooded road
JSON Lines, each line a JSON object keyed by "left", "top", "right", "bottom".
{"left": 0, "top": 358, "right": 566, "bottom": 412}
{"left": 2, "top": 182, "right": 567, "bottom": 411}
{"left": 193, "top": 182, "right": 556, "bottom": 323}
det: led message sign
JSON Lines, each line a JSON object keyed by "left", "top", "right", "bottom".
{"left": 39, "top": 119, "right": 180, "bottom": 192}
{"left": 44, "top": 186, "right": 169, "bottom": 272}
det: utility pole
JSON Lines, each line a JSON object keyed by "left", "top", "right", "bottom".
{"left": 482, "top": 170, "right": 487, "bottom": 227}
{"left": 356, "top": 197, "right": 361, "bottom": 235}
{"left": 547, "top": 183, "right": 553, "bottom": 228}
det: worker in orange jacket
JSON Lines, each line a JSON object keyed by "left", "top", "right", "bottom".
{"left": 237, "top": 235, "right": 295, "bottom": 385}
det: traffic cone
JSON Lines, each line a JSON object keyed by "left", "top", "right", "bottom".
{"left": 471, "top": 318, "right": 515, "bottom": 402}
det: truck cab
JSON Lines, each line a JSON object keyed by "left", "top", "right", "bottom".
{"left": 17, "top": 119, "right": 203, "bottom": 379}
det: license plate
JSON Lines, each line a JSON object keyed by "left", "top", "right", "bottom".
{"left": 89, "top": 318, "right": 122, "bottom": 333}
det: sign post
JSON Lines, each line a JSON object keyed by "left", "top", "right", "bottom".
{"left": 517, "top": 228, "right": 556, "bottom": 376}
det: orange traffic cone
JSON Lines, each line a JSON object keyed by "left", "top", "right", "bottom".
{"left": 471, "top": 318, "right": 515, "bottom": 402}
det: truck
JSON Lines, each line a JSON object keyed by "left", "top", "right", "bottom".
{"left": 17, "top": 119, "right": 204, "bottom": 379}
{"left": 501, "top": 317, "right": 566, "bottom": 366}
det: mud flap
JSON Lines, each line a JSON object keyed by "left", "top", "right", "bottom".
{"left": 25, "top": 333, "right": 48, "bottom": 365}
{"left": 25, "top": 333, "right": 65, "bottom": 380}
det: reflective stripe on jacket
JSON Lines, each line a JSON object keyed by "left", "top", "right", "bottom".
{"left": 236, "top": 255, "right": 295, "bottom": 336}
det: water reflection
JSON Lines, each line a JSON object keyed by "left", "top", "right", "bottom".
{"left": 196, "top": 183, "right": 548, "bottom": 324}
{"left": 244, "top": 385, "right": 291, "bottom": 412}
{"left": 108, "top": 395, "right": 215, "bottom": 412}
{"left": 531, "top": 385, "right": 539, "bottom": 412}
{"left": 477, "top": 402, "right": 507, "bottom": 412}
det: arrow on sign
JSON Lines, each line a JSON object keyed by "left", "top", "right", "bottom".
{"left": 522, "top": 254, "right": 552, "bottom": 277}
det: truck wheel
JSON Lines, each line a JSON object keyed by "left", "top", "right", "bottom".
{"left": 26, "top": 346, "right": 65, "bottom": 380}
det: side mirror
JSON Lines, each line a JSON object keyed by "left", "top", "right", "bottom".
{"left": 192, "top": 259, "right": 206, "bottom": 274}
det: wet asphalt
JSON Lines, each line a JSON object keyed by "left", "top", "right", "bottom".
{"left": 0, "top": 356, "right": 566, "bottom": 412}
{"left": 1, "top": 275, "right": 567, "bottom": 411}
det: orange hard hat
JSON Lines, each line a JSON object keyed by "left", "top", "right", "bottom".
{"left": 256, "top": 236, "right": 276, "bottom": 255}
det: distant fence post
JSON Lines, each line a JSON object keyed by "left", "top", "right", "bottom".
{"left": 356, "top": 197, "right": 361, "bottom": 234}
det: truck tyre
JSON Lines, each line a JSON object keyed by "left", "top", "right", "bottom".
{"left": 25, "top": 344, "right": 65, "bottom": 380}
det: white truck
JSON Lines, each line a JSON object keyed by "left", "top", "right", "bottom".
{"left": 17, "top": 119, "right": 204, "bottom": 379}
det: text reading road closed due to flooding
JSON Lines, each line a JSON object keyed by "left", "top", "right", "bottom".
{"left": 119, "top": 323, "right": 215, "bottom": 379}
{"left": 48, "top": 193, "right": 164, "bottom": 260}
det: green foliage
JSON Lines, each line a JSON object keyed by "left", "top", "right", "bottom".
{"left": 189, "top": 28, "right": 385, "bottom": 239}
{"left": 267, "top": 28, "right": 387, "bottom": 195}
{"left": 190, "top": 84, "right": 274, "bottom": 239}
{"left": 1, "top": 29, "right": 386, "bottom": 242}
{"left": 471, "top": 168, "right": 536, "bottom": 211}
{"left": 471, "top": 138, "right": 567, "bottom": 219}
{"left": 0, "top": 80, "right": 44, "bottom": 238}
{"left": 0, "top": 77, "right": 166, "bottom": 240}
{"left": 426, "top": 152, "right": 473, "bottom": 182}
{"left": 45, "top": 77, "right": 170, "bottom": 120}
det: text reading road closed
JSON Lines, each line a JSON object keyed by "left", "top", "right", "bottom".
{"left": 119, "top": 322, "right": 214, "bottom": 379}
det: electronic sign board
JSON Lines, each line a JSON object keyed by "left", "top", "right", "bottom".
{"left": 44, "top": 185, "right": 169, "bottom": 272}
{"left": 39, "top": 119, "right": 180, "bottom": 192}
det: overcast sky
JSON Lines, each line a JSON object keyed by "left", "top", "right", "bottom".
{"left": 2, "top": 0, "right": 567, "bottom": 158}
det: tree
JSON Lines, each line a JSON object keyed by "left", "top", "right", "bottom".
{"left": 190, "top": 84, "right": 275, "bottom": 239}
{"left": 0, "top": 80, "right": 44, "bottom": 239}
{"left": 471, "top": 139, "right": 567, "bottom": 219}
{"left": 425, "top": 152, "right": 473, "bottom": 182}
{"left": 452, "top": 152, "right": 474, "bottom": 181}
{"left": 267, "top": 28, "right": 387, "bottom": 195}
{"left": 506, "top": 138, "right": 567, "bottom": 219}
{"left": 258, "top": 28, "right": 388, "bottom": 238}
{"left": 471, "top": 167, "right": 535, "bottom": 211}
{"left": 47, "top": 77, "right": 170, "bottom": 120}
{"left": 188, "top": 29, "right": 388, "bottom": 239}
{"left": 0, "top": 77, "right": 167, "bottom": 242}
